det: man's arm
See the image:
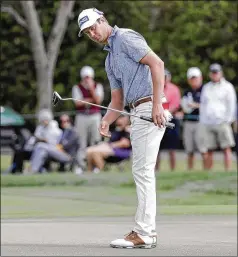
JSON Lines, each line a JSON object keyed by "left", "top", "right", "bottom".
{"left": 89, "top": 83, "right": 104, "bottom": 105}
{"left": 226, "top": 83, "right": 237, "bottom": 124}
{"left": 102, "top": 88, "right": 124, "bottom": 124}
{"left": 99, "top": 89, "right": 124, "bottom": 138}
{"left": 140, "top": 51, "right": 166, "bottom": 127}
{"left": 140, "top": 51, "right": 164, "bottom": 106}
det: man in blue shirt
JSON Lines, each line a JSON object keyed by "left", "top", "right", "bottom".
{"left": 77, "top": 8, "right": 172, "bottom": 249}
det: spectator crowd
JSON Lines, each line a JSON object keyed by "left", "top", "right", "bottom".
{"left": 8, "top": 64, "right": 237, "bottom": 174}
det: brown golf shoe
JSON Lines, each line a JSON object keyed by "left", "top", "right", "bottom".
{"left": 110, "top": 231, "right": 157, "bottom": 249}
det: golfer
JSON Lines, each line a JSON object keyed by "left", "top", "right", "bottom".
{"left": 77, "top": 8, "right": 171, "bottom": 249}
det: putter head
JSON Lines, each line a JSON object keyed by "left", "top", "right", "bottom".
{"left": 52, "top": 91, "right": 62, "bottom": 106}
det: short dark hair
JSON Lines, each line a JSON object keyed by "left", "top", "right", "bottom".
{"left": 97, "top": 16, "right": 108, "bottom": 24}
{"left": 60, "top": 114, "right": 71, "bottom": 124}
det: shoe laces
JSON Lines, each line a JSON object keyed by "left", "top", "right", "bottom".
{"left": 124, "top": 231, "right": 137, "bottom": 239}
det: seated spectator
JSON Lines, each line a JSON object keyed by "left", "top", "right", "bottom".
{"left": 86, "top": 115, "right": 131, "bottom": 173}
{"left": 28, "top": 114, "right": 79, "bottom": 173}
{"left": 10, "top": 109, "right": 61, "bottom": 173}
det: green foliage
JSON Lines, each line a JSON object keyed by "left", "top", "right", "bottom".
{"left": 1, "top": 1, "right": 237, "bottom": 114}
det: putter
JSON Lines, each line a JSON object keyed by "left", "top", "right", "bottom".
{"left": 52, "top": 91, "right": 175, "bottom": 129}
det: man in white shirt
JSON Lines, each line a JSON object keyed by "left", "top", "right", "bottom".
{"left": 199, "top": 63, "right": 237, "bottom": 170}
{"left": 72, "top": 66, "right": 104, "bottom": 171}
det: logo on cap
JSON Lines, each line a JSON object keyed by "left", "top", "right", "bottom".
{"left": 79, "top": 15, "right": 89, "bottom": 28}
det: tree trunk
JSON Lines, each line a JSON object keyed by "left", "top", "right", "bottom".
{"left": 20, "top": 0, "right": 75, "bottom": 111}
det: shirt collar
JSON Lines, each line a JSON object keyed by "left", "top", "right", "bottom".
{"left": 103, "top": 25, "right": 119, "bottom": 52}
{"left": 211, "top": 77, "right": 225, "bottom": 85}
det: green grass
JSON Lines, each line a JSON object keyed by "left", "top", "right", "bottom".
{"left": 1, "top": 153, "right": 237, "bottom": 173}
{"left": 1, "top": 154, "right": 237, "bottom": 218}
{"left": 1, "top": 186, "right": 237, "bottom": 218}
{"left": 1, "top": 154, "right": 11, "bottom": 171}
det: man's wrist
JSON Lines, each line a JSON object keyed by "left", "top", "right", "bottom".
{"left": 153, "top": 96, "right": 163, "bottom": 105}
{"left": 153, "top": 101, "right": 163, "bottom": 106}
{"left": 101, "top": 117, "right": 110, "bottom": 124}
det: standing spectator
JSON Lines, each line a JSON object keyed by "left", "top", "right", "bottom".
{"left": 199, "top": 63, "right": 237, "bottom": 170}
{"left": 72, "top": 66, "right": 104, "bottom": 172}
{"left": 29, "top": 114, "right": 79, "bottom": 173}
{"left": 155, "top": 69, "right": 181, "bottom": 171}
{"left": 181, "top": 67, "right": 208, "bottom": 170}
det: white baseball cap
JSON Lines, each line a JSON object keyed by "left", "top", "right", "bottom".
{"left": 80, "top": 66, "right": 95, "bottom": 79}
{"left": 38, "top": 109, "right": 53, "bottom": 123}
{"left": 187, "top": 67, "right": 202, "bottom": 79}
{"left": 78, "top": 8, "right": 104, "bottom": 37}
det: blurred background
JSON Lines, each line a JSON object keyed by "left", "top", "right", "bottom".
{"left": 0, "top": 1, "right": 237, "bottom": 219}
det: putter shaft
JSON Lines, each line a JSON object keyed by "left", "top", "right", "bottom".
{"left": 53, "top": 92, "right": 175, "bottom": 129}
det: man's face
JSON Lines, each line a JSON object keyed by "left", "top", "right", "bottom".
{"left": 82, "top": 76, "right": 94, "bottom": 84}
{"left": 187, "top": 76, "right": 202, "bottom": 90}
{"left": 60, "top": 117, "right": 70, "bottom": 129}
{"left": 209, "top": 71, "right": 222, "bottom": 83}
{"left": 115, "top": 116, "right": 129, "bottom": 130}
{"left": 83, "top": 20, "right": 107, "bottom": 44}
{"left": 42, "top": 119, "right": 49, "bottom": 126}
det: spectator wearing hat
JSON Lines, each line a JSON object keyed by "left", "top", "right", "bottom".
{"left": 180, "top": 67, "right": 209, "bottom": 170}
{"left": 199, "top": 63, "right": 237, "bottom": 170}
{"left": 10, "top": 109, "right": 62, "bottom": 173}
{"left": 72, "top": 66, "right": 104, "bottom": 171}
{"left": 155, "top": 69, "right": 181, "bottom": 171}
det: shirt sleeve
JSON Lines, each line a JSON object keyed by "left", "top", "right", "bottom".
{"left": 72, "top": 85, "right": 83, "bottom": 102}
{"left": 34, "top": 125, "right": 43, "bottom": 138}
{"left": 120, "top": 30, "right": 152, "bottom": 62}
{"left": 225, "top": 83, "right": 237, "bottom": 123}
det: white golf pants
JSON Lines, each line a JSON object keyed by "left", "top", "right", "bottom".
{"left": 130, "top": 101, "right": 166, "bottom": 236}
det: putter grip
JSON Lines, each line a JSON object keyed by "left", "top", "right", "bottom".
{"left": 140, "top": 116, "right": 175, "bottom": 129}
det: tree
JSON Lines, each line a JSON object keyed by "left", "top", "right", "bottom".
{"left": 1, "top": 1, "right": 237, "bottom": 114}
{"left": 1, "top": 0, "right": 75, "bottom": 111}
